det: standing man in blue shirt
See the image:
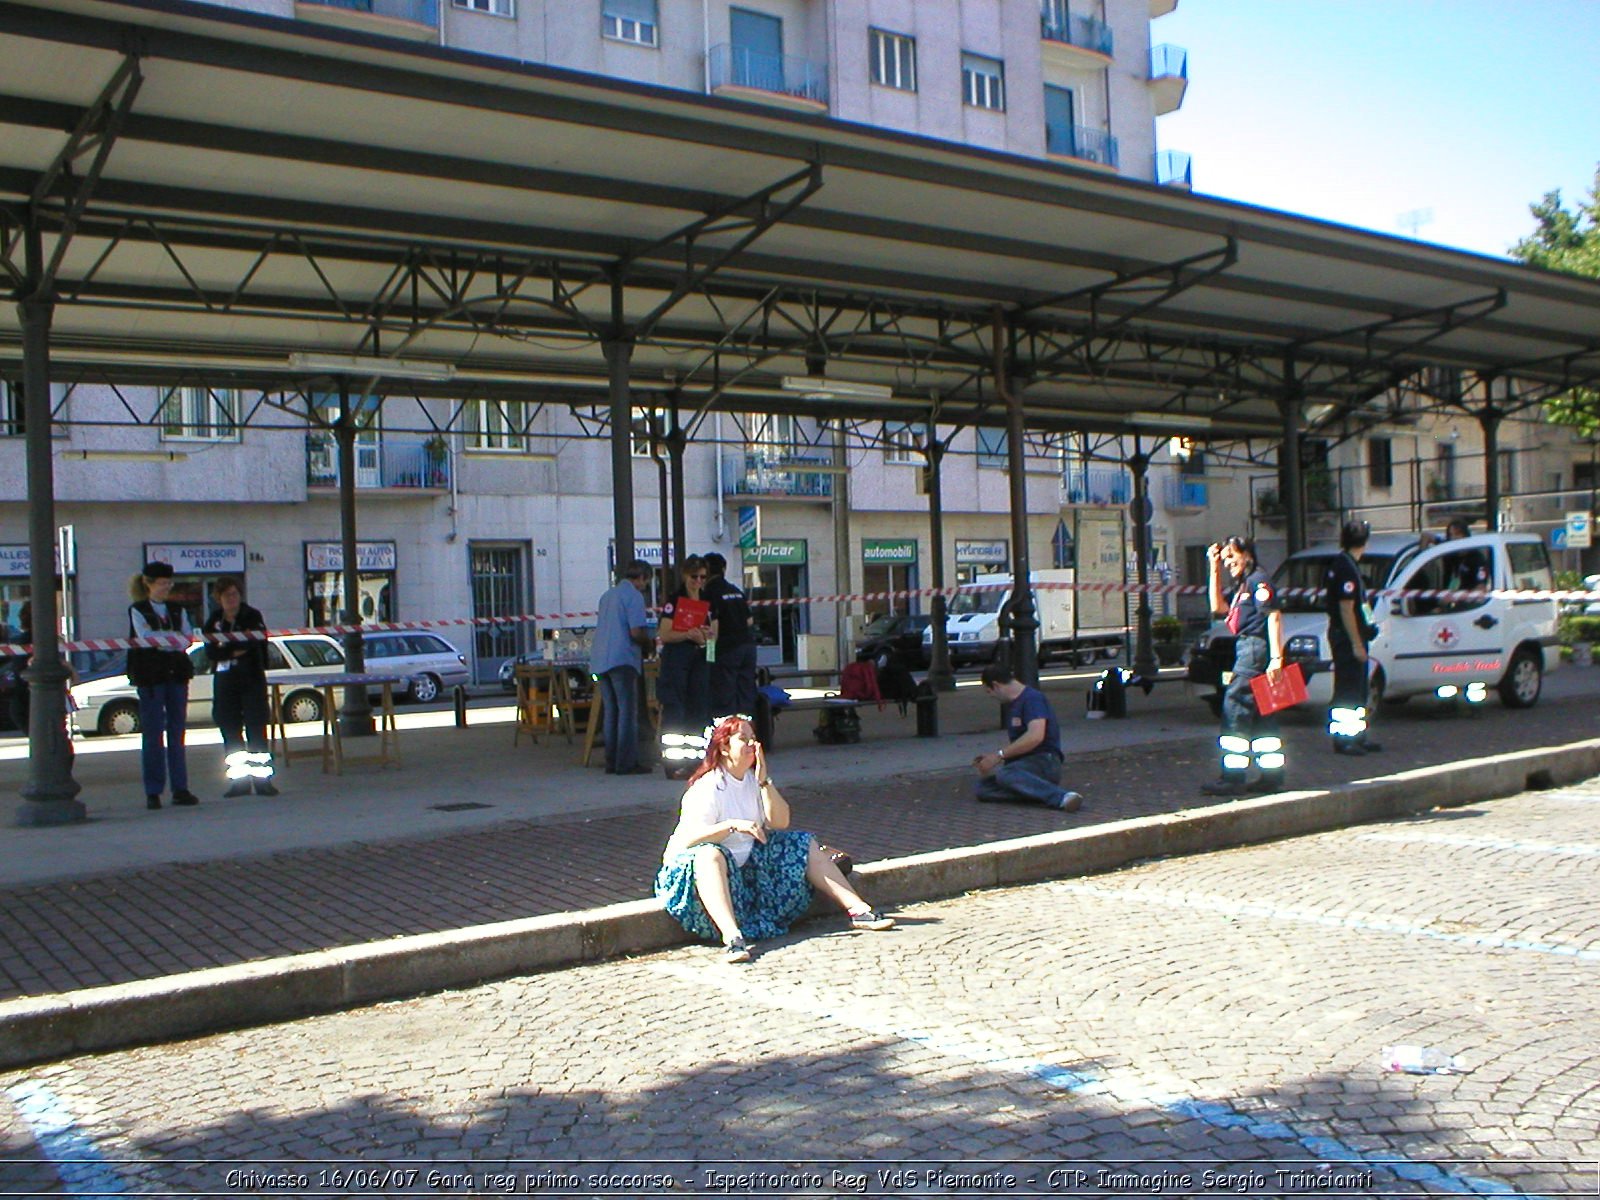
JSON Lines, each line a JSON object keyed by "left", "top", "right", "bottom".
{"left": 973, "top": 664, "right": 1083, "bottom": 811}
{"left": 590, "top": 560, "right": 654, "bottom": 775}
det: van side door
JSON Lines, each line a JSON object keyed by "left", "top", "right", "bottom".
{"left": 1384, "top": 541, "right": 1504, "bottom": 690}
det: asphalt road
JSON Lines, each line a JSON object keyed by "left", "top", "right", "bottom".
{"left": 3, "top": 773, "right": 1595, "bottom": 1198}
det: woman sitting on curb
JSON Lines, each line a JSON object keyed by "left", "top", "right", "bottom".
{"left": 654, "top": 714, "right": 894, "bottom": 963}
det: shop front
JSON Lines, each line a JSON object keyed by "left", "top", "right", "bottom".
{"left": 0, "top": 540, "right": 74, "bottom": 640}
{"left": 305, "top": 541, "right": 396, "bottom": 627}
{"left": 742, "top": 538, "right": 808, "bottom": 666}
{"left": 142, "top": 541, "right": 246, "bottom": 628}
{"left": 954, "top": 538, "right": 1009, "bottom": 585}
{"left": 861, "top": 537, "right": 919, "bottom": 619}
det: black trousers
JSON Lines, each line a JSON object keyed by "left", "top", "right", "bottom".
{"left": 1326, "top": 626, "right": 1370, "bottom": 743}
{"left": 213, "top": 667, "right": 269, "bottom": 756}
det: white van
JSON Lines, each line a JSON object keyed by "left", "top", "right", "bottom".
{"left": 922, "top": 570, "right": 1126, "bottom": 667}
{"left": 1189, "top": 531, "right": 1559, "bottom": 710}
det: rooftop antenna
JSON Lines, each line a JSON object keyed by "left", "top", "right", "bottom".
{"left": 1397, "top": 207, "right": 1434, "bottom": 239}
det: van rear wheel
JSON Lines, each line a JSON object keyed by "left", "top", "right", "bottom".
{"left": 1498, "top": 649, "right": 1542, "bottom": 709}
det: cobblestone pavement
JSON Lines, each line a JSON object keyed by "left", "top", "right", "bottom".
{"left": 3, "top": 776, "right": 1596, "bottom": 1197}
{"left": 2, "top": 679, "right": 1598, "bottom": 1001}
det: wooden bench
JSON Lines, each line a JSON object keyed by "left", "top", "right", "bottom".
{"left": 753, "top": 666, "right": 939, "bottom": 747}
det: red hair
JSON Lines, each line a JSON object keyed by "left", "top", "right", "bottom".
{"left": 683, "top": 715, "right": 752, "bottom": 788}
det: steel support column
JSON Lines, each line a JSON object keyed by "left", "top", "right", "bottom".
{"left": 995, "top": 313, "right": 1038, "bottom": 686}
{"left": 1481, "top": 391, "right": 1502, "bottom": 530}
{"left": 604, "top": 285, "right": 636, "bottom": 566}
{"left": 1280, "top": 355, "right": 1305, "bottom": 555}
{"left": 668, "top": 393, "right": 688, "bottom": 569}
{"left": 15, "top": 232, "right": 84, "bottom": 826}
{"left": 831, "top": 419, "right": 852, "bottom": 673}
{"left": 923, "top": 433, "right": 955, "bottom": 692}
{"left": 1128, "top": 443, "right": 1157, "bottom": 680}
{"left": 335, "top": 384, "right": 374, "bottom": 736}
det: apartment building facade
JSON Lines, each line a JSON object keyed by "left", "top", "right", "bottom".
{"left": 0, "top": 0, "right": 1195, "bottom": 679}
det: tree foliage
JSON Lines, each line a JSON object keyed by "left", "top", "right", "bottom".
{"left": 1511, "top": 166, "right": 1600, "bottom": 434}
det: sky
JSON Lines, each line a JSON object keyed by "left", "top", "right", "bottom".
{"left": 1155, "top": 0, "right": 1600, "bottom": 260}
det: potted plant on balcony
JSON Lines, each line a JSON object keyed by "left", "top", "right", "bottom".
{"left": 1152, "top": 615, "right": 1185, "bottom": 666}
{"left": 1254, "top": 488, "right": 1286, "bottom": 524}
{"left": 423, "top": 434, "right": 449, "bottom": 487}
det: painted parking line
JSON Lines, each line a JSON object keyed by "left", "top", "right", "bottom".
{"left": 650, "top": 961, "right": 1548, "bottom": 1197}
{"left": 1357, "top": 830, "right": 1600, "bottom": 858}
{"left": 1054, "top": 881, "right": 1600, "bottom": 962}
{"left": 5, "top": 1080, "right": 128, "bottom": 1196}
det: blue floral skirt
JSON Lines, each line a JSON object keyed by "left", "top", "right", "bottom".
{"left": 655, "top": 829, "right": 815, "bottom": 942}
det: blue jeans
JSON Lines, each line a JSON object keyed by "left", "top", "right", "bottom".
{"left": 975, "top": 750, "right": 1069, "bottom": 808}
{"left": 599, "top": 666, "right": 640, "bottom": 772}
{"left": 137, "top": 682, "right": 190, "bottom": 796}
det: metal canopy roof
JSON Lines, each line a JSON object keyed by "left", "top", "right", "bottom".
{"left": 3, "top": 0, "right": 1599, "bottom": 441}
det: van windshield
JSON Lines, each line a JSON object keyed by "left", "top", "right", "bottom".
{"left": 949, "top": 586, "right": 1006, "bottom": 616}
{"left": 1274, "top": 553, "right": 1402, "bottom": 612}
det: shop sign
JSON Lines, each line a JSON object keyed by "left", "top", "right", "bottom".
{"left": 747, "top": 539, "right": 807, "bottom": 565}
{"left": 304, "top": 541, "right": 397, "bottom": 572}
{"left": 862, "top": 538, "right": 917, "bottom": 565}
{"left": 0, "top": 544, "right": 76, "bottom": 578}
{"left": 144, "top": 542, "right": 245, "bottom": 576}
{"left": 955, "top": 538, "right": 1008, "bottom": 564}
{"left": 610, "top": 541, "right": 665, "bottom": 566}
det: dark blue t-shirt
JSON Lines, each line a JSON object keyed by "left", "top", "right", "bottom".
{"left": 1007, "top": 685, "right": 1061, "bottom": 758}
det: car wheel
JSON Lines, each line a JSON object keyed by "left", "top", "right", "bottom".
{"left": 282, "top": 690, "right": 323, "bottom": 725}
{"left": 408, "top": 673, "right": 442, "bottom": 704}
{"left": 99, "top": 699, "right": 141, "bottom": 737}
{"left": 1498, "top": 648, "right": 1542, "bottom": 709}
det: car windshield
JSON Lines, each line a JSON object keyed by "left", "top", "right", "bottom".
{"left": 860, "top": 616, "right": 899, "bottom": 638}
{"left": 949, "top": 585, "right": 1006, "bottom": 615}
{"left": 1274, "top": 553, "right": 1401, "bottom": 613}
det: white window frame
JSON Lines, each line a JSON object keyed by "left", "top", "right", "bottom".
{"left": 750, "top": 412, "right": 797, "bottom": 459}
{"left": 631, "top": 407, "right": 668, "bottom": 458}
{"left": 466, "top": 399, "right": 529, "bottom": 452}
{"left": 602, "top": 0, "right": 658, "bottom": 47}
{"left": 962, "top": 52, "right": 1005, "bottom": 111}
{"left": 1, "top": 381, "right": 70, "bottom": 438}
{"left": 883, "top": 421, "right": 924, "bottom": 465}
{"left": 870, "top": 28, "right": 917, "bottom": 92}
{"left": 160, "top": 386, "right": 241, "bottom": 443}
{"left": 453, "top": 0, "right": 513, "bottom": 15}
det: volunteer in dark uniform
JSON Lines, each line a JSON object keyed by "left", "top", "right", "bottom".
{"left": 127, "top": 560, "right": 200, "bottom": 809}
{"left": 1324, "top": 519, "right": 1381, "bottom": 756}
{"left": 1201, "top": 536, "right": 1287, "bottom": 796}
{"left": 203, "top": 576, "right": 277, "bottom": 798}
{"left": 702, "top": 551, "right": 757, "bottom": 718}
{"left": 657, "top": 556, "right": 715, "bottom": 779}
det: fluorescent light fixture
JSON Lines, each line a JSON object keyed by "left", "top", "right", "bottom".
{"left": 65, "top": 449, "right": 189, "bottom": 462}
{"left": 1129, "top": 412, "right": 1212, "bottom": 430}
{"left": 780, "top": 375, "right": 894, "bottom": 402}
{"left": 289, "top": 352, "right": 455, "bottom": 382}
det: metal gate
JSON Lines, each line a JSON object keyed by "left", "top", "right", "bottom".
{"left": 468, "top": 543, "right": 528, "bottom": 684}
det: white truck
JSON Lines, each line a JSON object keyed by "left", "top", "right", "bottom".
{"left": 922, "top": 568, "right": 1128, "bottom": 667}
{"left": 1188, "top": 530, "right": 1559, "bottom": 710}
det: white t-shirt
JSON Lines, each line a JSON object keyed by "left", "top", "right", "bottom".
{"left": 664, "top": 768, "right": 763, "bottom": 867}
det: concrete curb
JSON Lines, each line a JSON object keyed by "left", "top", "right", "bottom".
{"left": 4, "top": 737, "right": 1596, "bottom": 1070}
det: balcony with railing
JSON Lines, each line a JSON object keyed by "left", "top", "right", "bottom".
{"left": 1150, "top": 44, "right": 1189, "bottom": 114}
{"left": 721, "top": 451, "right": 834, "bottom": 499}
{"left": 1156, "top": 149, "right": 1192, "bottom": 189}
{"left": 1045, "top": 122, "right": 1119, "bottom": 171}
{"left": 1163, "top": 476, "right": 1209, "bottom": 512}
{"left": 1062, "top": 466, "right": 1131, "bottom": 507}
{"left": 306, "top": 436, "right": 451, "bottom": 493}
{"left": 707, "top": 44, "right": 829, "bottom": 112}
{"left": 1040, "top": 7, "right": 1113, "bottom": 68}
{"left": 294, "top": 0, "right": 439, "bottom": 40}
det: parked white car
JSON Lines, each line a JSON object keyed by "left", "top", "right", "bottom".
{"left": 359, "top": 629, "right": 470, "bottom": 702}
{"left": 70, "top": 634, "right": 347, "bottom": 737}
{"left": 1189, "top": 531, "right": 1559, "bottom": 711}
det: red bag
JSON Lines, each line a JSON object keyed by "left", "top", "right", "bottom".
{"left": 1249, "top": 662, "right": 1308, "bottom": 716}
{"left": 670, "top": 597, "right": 710, "bottom": 632}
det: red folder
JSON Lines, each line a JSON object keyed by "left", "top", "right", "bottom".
{"left": 1249, "top": 662, "right": 1308, "bottom": 716}
{"left": 670, "top": 597, "right": 710, "bottom": 633}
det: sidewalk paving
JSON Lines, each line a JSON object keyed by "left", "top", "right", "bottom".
{"left": 3, "top": 666, "right": 1598, "bottom": 1005}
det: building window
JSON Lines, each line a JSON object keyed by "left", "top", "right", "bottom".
{"left": 976, "top": 427, "right": 1008, "bottom": 469}
{"left": 870, "top": 28, "right": 917, "bottom": 91}
{"left": 455, "top": 0, "right": 513, "bottom": 13}
{"left": 962, "top": 52, "right": 1005, "bottom": 111}
{"left": 0, "top": 382, "right": 20, "bottom": 437}
{"left": 1497, "top": 448, "right": 1517, "bottom": 494}
{"left": 750, "top": 412, "right": 796, "bottom": 457}
{"left": 630, "top": 407, "right": 668, "bottom": 458}
{"left": 466, "top": 399, "right": 530, "bottom": 452}
{"left": 1367, "top": 436, "right": 1393, "bottom": 488}
{"left": 883, "top": 421, "right": 924, "bottom": 464}
{"left": 161, "top": 387, "right": 240, "bottom": 442}
{"left": 602, "top": 0, "right": 658, "bottom": 47}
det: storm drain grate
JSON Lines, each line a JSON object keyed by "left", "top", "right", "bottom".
{"left": 429, "top": 802, "right": 495, "bottom": 812}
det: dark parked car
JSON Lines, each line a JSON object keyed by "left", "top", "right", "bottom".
{"left": 855, "top": 613, "right": 933, "bottom": 669}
